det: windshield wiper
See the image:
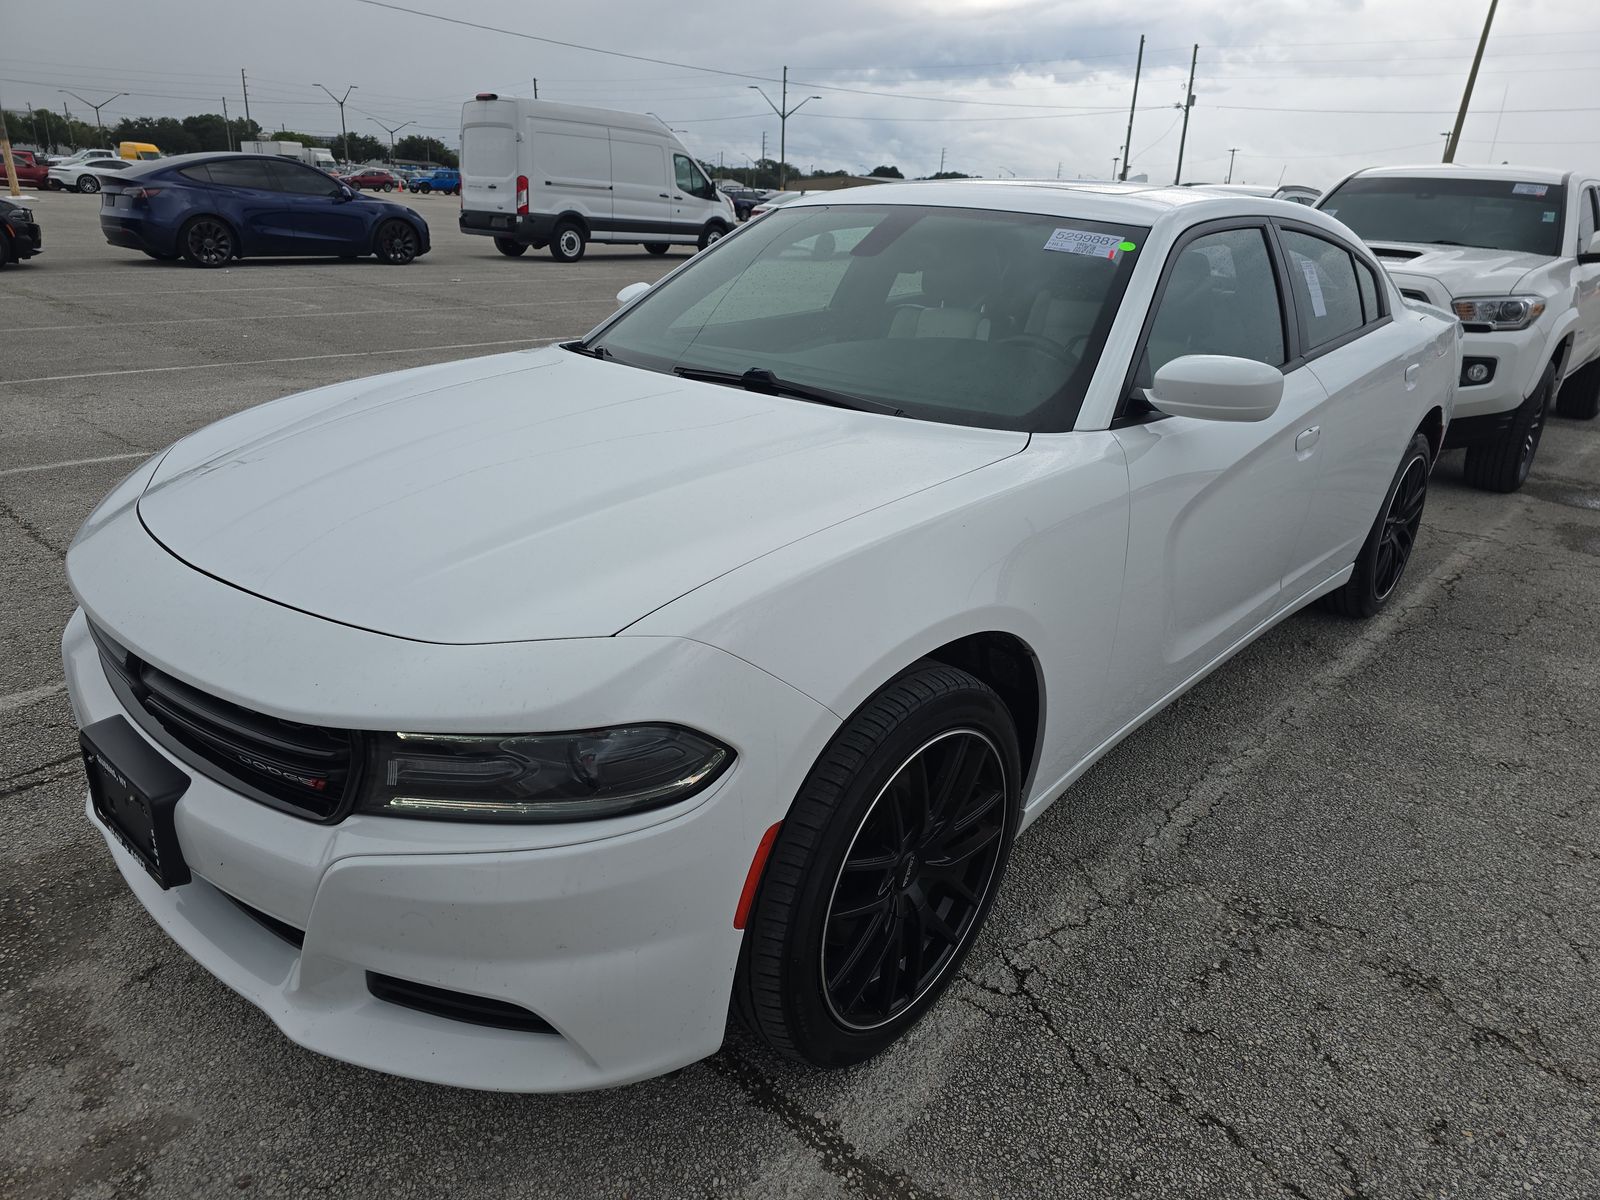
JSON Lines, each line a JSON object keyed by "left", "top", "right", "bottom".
{"left": 563, "top": 340, "right": 613, "bottom": 360}
{"left": 672, "top": 366, "right": 903, "bottom": 416}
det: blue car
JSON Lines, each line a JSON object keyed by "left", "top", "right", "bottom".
{"left": 407, "top": 167, "right": 460, "bottom": 195}
{"left": 99, "top": 152, "right": 431, "bottom": 267}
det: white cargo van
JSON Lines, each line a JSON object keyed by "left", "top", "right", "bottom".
{"left": 458, "top": 94, "right": 736, "bottom": 262}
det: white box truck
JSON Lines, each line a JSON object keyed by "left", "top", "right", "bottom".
{"left": 239, "top": 140, "right": 337, "bottom": 171}
{"left": 458, "top": 94, "right": 736, "bottom": 262}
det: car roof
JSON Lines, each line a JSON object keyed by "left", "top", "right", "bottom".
{"left": 123, "top": 151, "right": 319, "bottom": 177}
{"left": 1346, "top": 163, "right": 1571, "bottom": 185}
{"left": 781, "top": 178, "right": 1338, "bottom": 227}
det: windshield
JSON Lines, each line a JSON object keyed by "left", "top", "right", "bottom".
{"left": 588, "top": 203, "right": 1146, "bottom": 431}
{"left": 1322, "top": 175, "right": 1567, "bottom": 257}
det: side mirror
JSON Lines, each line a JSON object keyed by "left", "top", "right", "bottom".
{"left": 616, "top": 282, "right": 651, "bottom": 307}
{"left": 1578, "top": 231, "right": 1600, "bottom": 265}
{"left": 337, "top": 184, "right": 355, "bottom": 202}
{"left": 1146, "top": 355, "right": 1284, "bottom": 422}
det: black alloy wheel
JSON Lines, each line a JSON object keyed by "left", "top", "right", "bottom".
{"left": 736, "top": 662, "right": 1021, "bottom": 1067}
{"left": 374, "top": 220, "right": 419, "bottom": 265}
{"left": 181, "top": 218, "right": 235, "bottom": 268}
{"left": 1322, "top": 431, "right": 1433, "bottom": 618}
{"left": 821, "top": 729, "right": 1009, "bottom": 1030}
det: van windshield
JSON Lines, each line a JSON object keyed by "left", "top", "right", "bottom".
{"left": 1322, "top": 176, "right": 1567, "bottom": 257}
{"left": 586, "top": 203, "right": 1145, "bottom": 433}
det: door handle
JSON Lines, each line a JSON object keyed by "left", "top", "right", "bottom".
{"left": 1295, "top": 426, "right": 1321, "bottom": 457}
{"left": 1404, "top": 362, "right": 1422, "bottom": 389}
{"left": 659, "top": 193, "right": 669, "bottom": 198}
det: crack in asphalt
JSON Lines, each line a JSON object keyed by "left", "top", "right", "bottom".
{"left": 0, "top": 496, "right": 66, "bottom": 560}
{"left": 706, "top": 1050, "right": 954, "bottom": 1200}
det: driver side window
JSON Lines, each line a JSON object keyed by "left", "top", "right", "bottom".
{"left": 674, "top": 154, "right": 709, "bottom": 199}
{"left": 1142, "top": 227, "right": 1286, "bottom": 383}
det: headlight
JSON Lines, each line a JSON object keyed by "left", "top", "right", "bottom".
{"left": 358, "top": 725, "right": 733, "bottom": 822}
{"left": 1450, "top": 295, "right": 1546, "bottom": 331}
{"left": 13, "top": 207, "right": 33, "bottom": 222}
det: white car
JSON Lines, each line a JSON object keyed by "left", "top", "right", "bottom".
{"left": 63, "top": 181, "right": 1458, "bottom": 1091}
{"left": 1318, "top": 164, "right": 1600, "bottom": 490}
{"left": 48, "top": 156, "right": 135, "bottom": 194}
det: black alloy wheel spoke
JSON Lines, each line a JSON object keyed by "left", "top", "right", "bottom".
{"left": 822, "top": 730, "right": 1009, "bottom": 1029}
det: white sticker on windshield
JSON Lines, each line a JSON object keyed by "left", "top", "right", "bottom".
{"left": 1043, "top": 228, "right": 1124, "bottom": 259}
{"left": 1513, "top": 182, "right": 1548, "bottom": 197}
{"left": 1298, "top": 258, "right": 1328, "bottom": 318}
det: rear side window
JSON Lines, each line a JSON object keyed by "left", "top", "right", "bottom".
{"left": 1355, "top": 258, "right": 1382, "bottom": 323}
{"left": 179, "top": 164, "right": 212, "bottom": 183}
{"left": 202, "top": 158, "right": 273, "bottom": 190}
{"left": 1280, "top": 230, "right": 1364, "bottom": 349}
{"left": 266, "top": 160, "right": 339, "bottom": 196}
{"left": 1142, "top": 227, "right": 1286, "bottom": 380}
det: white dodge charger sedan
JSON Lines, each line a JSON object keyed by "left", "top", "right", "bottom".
{"left": 63, "top": 181, "right": 1458, "bottom": 1091}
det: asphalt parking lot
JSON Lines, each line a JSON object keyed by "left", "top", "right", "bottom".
{"left": 4, "top": 188, "right": 1599, "bottom": 1200}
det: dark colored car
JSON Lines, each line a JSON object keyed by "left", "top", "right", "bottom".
{"left": 0, "top": 195, "right": 43, "bottom": 267}
{"left": 721, "top": 187, "right": 771, "bottom": 221}
{"left": 98, "top": 153, "right": 431, "bottom": 267}
{"left": 6, "top": 149, "right": 51, "bottom": 189}
{"left": 342, "top": 168, "right": 403, "bottom": 192}
{"left": 407, "top": 167, "right": 460, "bottom": 195}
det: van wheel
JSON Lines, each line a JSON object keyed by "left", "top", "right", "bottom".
{"left": 550, "top": 221, "right": 586, "bottom": 262}
{"left": 698, "top": 223, "right": 728, "bottom": 251}
{"left": 644, "top": 243, "right": 670, "bottom": 256}
{"left": 494, "top": 237, "right": 528, "bottom": 258}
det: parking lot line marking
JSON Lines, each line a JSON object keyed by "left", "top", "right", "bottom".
{"left": 0, "top": 338, "right": 573, "bottom": 386}
{"left": 0, "top": 682, "right": 67, "bottom": 716}
{"left": 14, "top": 299, "right": 599, "bottom": 334}
{"left": 0, "top": 452, "right": 148, "bottom": 480}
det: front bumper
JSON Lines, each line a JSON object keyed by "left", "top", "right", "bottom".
{"left": 61, "top": 526, "right": 837, "bottom": 1089}
{"left": 1447, "top": 326, "right": 1549, "bottom": 423}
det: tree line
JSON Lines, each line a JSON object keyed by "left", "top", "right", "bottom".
{"left": 1, "top": 107, "right": 458, "bottom": 167}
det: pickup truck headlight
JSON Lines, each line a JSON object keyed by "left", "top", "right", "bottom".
{"left": 1450, "top": 295, "right": 1546, "bottom": 331}
{"left": 358, "top": 725, "right": 733, "bottom": 822}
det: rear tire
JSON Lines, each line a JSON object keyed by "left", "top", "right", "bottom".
{"left": 494, "top": 237, "right": 528, "bottom": 258}
{"left": 179, "top": 216, "right": 236, "bottom": 268}
{"left": 549, "top": 220, "right": 586, "bottom": 262}
{"left": 735, "top": 663, "right": 1021, "bottom": 1068}
{"left": 77, "top": 174, "right": 100, "bottom": 194}
{"left": 1320, "top": 432, "right": 1432, "bottom": 619}
{"left": 1555, "top": 359, "right": 1600, "bottom": 421}
{"left": 1462, "top": 362, "right": 1554, "bottom": 492}
{"left": 373, "top": 219, "right": 420, "bottom": 265}
{"left": 644, "top": 242, "right": 670, "bottom": 256}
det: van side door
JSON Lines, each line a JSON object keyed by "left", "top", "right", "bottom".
{"left": 609, "top": 136, "right": 672, "bottom": 241}
{"left": 531, "top": 119, "right": 612, "bottom": 232}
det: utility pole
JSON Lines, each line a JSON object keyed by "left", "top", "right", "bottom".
{"left": 1112, "top": 155, "right": 1120, "bottom": 179}
{"left": 532, "top": 78, "right": 539, "bottom": 99}
{"left": 370, "top": 117, "right": 415, "bottom": 163}
{"left": 1120, "top": 35, "right": 1145, "bottom": 181}
{"left": 749, "top": 67, "right": 820, "bottom": 191}
{"left": 222, "top": 97, "right": 233, "bottom": 150}
{"left": 1173, "top": 43, "right": 1199, "bottom": 185}
{"left": 1225, "top": 147, "right": 1240, "bottom": 183}
{"left": 939, "top": 146, "right": 946, "bottom": 173}
{"left": 241, "top": 69, "right": 251, "bottom": 124}
{"left": 313, "top": 82, "right": 357, "bottom": 163}
{"left": 59, "top": 89, "right": 127, "bottom": 141}
{"left": 1444, "top": 0, "right": 1498, "bottom": 163}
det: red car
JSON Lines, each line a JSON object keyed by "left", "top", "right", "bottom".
{"left": 4, "top": 150, "right": 52, "bottom": 190}
{"left": 340, "top": 168, "right": 402, "bottom": 193}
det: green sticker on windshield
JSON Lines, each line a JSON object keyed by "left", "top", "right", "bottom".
{"left": 1118, "top": 240, "right": 1138, "bottom": 252}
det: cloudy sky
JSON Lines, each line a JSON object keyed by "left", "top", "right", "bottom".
{"left": 6, "top": 0, "right": 1599, "bottom": 186}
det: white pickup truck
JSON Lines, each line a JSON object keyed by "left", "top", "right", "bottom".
{"left": 1317, "top": 165, "right": 1600, "bottom": 491}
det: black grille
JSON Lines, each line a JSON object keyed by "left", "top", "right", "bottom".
{"left": 366, "top": 972, "right": 556, "bottom": 1034}
{"left": 90, "top": 621, "right": 362, "bottom": 822}
{"left": 224, "top": 892, "right": 306, "bottom": 948}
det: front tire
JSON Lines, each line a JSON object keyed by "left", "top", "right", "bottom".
{"left": 697, "top": 222, "right": 728, "bottom": 251}
{"left": 417, "top": 182, "right": 431, "bottom": 194}
{"left": 381, "top": 182, "right": 394, "bottom": 192}
{"left": 549, "top": 220, "right": 586, "bottom": 262}
{"left": 1463, "top": 363, "right": 1554, "bottom": 492}
{"left": 736, "top": 663, "right": 1021, "bottom": 1068}
{"left": 179, "top": 217, "right": 236, "bottom": 268}
{"left": 494, "top": 237, "right": 528, "bottom": 258}
{"left": 373, "top": 219, "right": 420, "bottom": 265}
{"left": 1321, "top": 432, "right": 1432, "bottom": 618}
{"left": 77, "top": 174, "right": 100, "bottom": 194}
{"left": 1555, "top": 359, "right": 1600, "bottom": 421}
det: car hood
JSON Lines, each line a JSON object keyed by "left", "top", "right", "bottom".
{"left": 1366, "top": 242, "right": 1552, "bottom": 297}
{"left": 138, "top": 347, "right": 1026, "bottom": 643}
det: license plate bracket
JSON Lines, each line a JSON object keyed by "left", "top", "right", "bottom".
{"left": 81, "top": 716, "right": 192, "bottom": 889}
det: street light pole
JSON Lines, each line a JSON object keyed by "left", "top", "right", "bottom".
{"left": 748, "top": 68, "right": 820, "bottom": 191}
{"left": 370, "top": 117, "right": 415, "bottom": 164}
{"left": 59, "top": 89, "right": 127, "bottom": 141}
{"left": 313, "top": 83, "right": 357, "bottom": 163}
